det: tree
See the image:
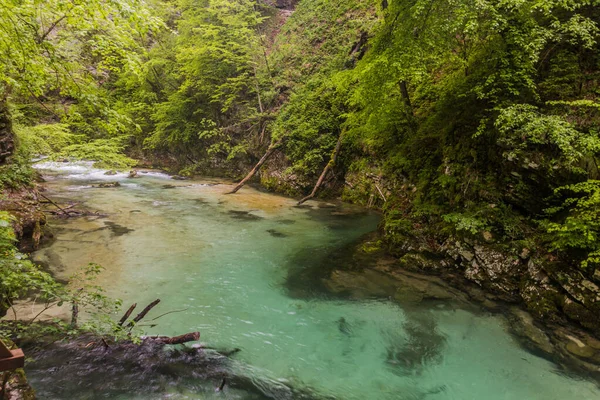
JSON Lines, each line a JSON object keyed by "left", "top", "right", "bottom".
{"left": 0, "top": 0, "right": 161, "bottom": 165}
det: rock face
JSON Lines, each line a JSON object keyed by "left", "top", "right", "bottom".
{"left": 0, "top": 99, "right": 15, "bottom": 166}
{"left": 395, "top": 235, "right": 600, "bottom": 336}
{"left": 388, "top": 233, "right": 600, "bottom": 378}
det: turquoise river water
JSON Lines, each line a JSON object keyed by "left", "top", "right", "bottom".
{"left": 24, "top": 162, "right": 600, "bottom": 400}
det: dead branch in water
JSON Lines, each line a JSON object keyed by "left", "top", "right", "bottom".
{"left": 149, "top": 308, "right": 189, "bottom": 321}
{"left": 39, "top": 193, "right": 74, "bottom": 216}
{"left": 127, "top": 299, "right": 160, "bottom": 328}
{"left": 118, "top": 303, "right": 137, "bottom": 326}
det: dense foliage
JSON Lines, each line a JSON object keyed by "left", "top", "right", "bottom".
{"left": 1, "top": 0, "right": 600, "bottom": 328}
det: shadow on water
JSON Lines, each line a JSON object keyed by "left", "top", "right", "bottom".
{"left": 283, "top": 232, "right": 377, "bottom": 300}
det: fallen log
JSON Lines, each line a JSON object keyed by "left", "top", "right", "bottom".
{"left": 146, "top": 332, "right": 200, "bottom": 345}
{"left": 297, "top": 133, "right": 343, "bottom": 205}
{"left": 227, "top": 138, "right": 284, "bottom": 194}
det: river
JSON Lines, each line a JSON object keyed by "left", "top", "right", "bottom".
{"left": 24, "top": 161, "right": 600, "bottom": 400}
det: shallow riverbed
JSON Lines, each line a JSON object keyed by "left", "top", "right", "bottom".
{"left": 25, "top": 162, "right": 600, "bottom": 400}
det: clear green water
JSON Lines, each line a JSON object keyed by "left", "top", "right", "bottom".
{"left": 28, "top": 162, "right": 600, "bottom": 399}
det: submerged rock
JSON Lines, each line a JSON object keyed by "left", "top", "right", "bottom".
{"left": 508, "top": 308, "right": 554, "bottom": 355}
{"left": 104, "top": 221, "right": 134, "bottom": 237}
{"left": 266, "top": 229, "right": 288, "bottom": 238}
{"left": 227, "top": 210, "right": 264, "bottom": 221}
{"left": 94, "top": 181, "right": 121, "bottom": 188}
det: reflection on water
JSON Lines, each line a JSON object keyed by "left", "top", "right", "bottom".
{"left": 25, "top": 161, "right": 600, "bottom": 400}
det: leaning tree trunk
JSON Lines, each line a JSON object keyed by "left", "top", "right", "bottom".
{"left": 297, "top": 133, "right": 344, "bottom": 205}
{"left": 227, "top": 138, "right": 284, "bottom": 194}
{"left": 0, "top": 98, "right": 15, "bottom": 166}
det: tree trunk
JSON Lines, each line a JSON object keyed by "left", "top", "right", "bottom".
{"left": 0, "top": 99, "right": 15, "bottom": 166}
{"left": 227, "top": 139, "right": 284, "bottom": 194}
{"left": 399, "top": 81, "right": 413, "bottom": 115}
{"left": 297, "top": 133, "right": 344, "bottom": 205}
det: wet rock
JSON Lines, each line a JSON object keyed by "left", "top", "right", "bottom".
{"left": 562, "top": 298, "right": 600, "bottom": 331}
{"left": 323, "top": 263, "right": 464, "bottom": 306}
{"left": 588, "top": 337, "right": 600, "bottom": 350}
{"left": 104, "top": 170, "right": 118, "bottom": 175}
{"left": 324, "top": 269, "right": 394, "bottom": 299}
{"left": 592, "top": 269, "right": 600, "bottom": 284}
{"left": 459, "top": 249, "right": 474, "bottom": 262}
{"left": 508, "top": 308, "right": 554, "bottom": 355}
{"left": 172, "top": 175, "right": 190, "bottom": 181}
{"left": 566, "top": 341, "right": 596, "bottom": 359}
{"left": 398, "top": 252, "right": 445, "bottom": 272}
{"left": 162, "top": 184, "right": 177, "bottom": 189}
{"left": 128, "top": 170, "right": 138, "bottom": 178}
{"left": 462, "top": 245, "right": 524, "bottom": 301}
